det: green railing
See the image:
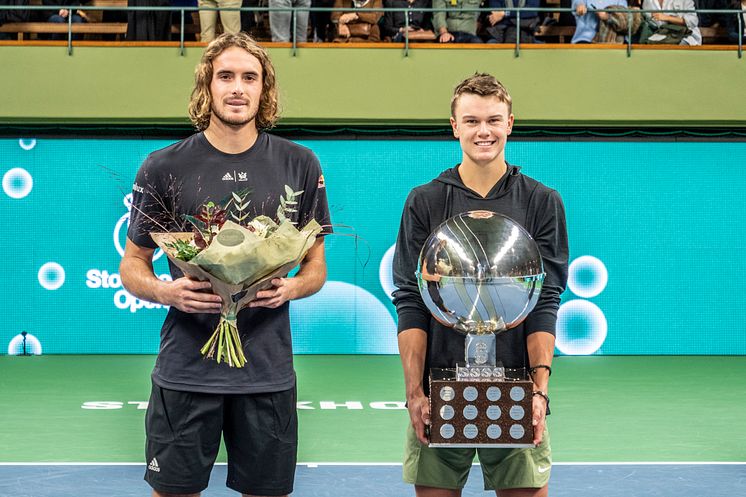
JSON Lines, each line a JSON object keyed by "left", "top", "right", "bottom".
{"left": 1, "top": 5, "right": 743, "bottom": 57}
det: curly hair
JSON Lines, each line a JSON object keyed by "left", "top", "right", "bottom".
{"left": 450, "top": 73, "right": 512, "bottom": 118}
{"left": 188, "top": 33, "right": 279, "bottom": 131}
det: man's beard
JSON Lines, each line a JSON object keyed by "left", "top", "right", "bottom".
{"left": 211, "top": 100, "right": 258, "bottom": 128}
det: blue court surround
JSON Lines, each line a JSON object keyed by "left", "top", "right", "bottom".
{"left": 1, "top": 463, "right": 744, "bottom": 496}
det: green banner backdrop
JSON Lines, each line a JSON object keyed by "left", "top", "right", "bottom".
{"left": 2, "top": 136, "right": 745, "bottom": 355}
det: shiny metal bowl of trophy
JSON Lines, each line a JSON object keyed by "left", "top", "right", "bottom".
{"left": 416, "top": 210, "right": 545, "bottom": 335}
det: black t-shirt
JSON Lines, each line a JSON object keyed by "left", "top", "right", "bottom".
{"left": 128, "top": 132, "right": 331, "bottom": 394}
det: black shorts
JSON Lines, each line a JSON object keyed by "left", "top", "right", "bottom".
{"left": 144, "top": 382, "right": 298, "bottom": 496}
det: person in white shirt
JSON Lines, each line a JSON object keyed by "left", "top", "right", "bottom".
{"left": 642, "top": 0, "right": 702, "bottom": 45}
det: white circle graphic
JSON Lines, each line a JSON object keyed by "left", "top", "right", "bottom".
{"left": 115, "top": 194, "right": 162, "bottom": 261}
{"left": 3, "top": 168, "right": 33, "bottom": 199}
{"left": 18, "top": 139, "right": 37, "bottom": 151}
{"left": 7, "top": 333, "right": 42, "bottom": 355}
{"left": 556, "top": 299, "right": 608, "bottom": 355}
{"left": 38, "top": 262, "right": 65, "bottom": 290}
{"left": 568, "top": 256, "right": 608, "bottom": 298}
{"left": 379, "top": 244, "right": 397, "bottom": 300}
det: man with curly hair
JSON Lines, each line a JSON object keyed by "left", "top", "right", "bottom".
{"left": 120, "top": 32, "right": 331, "bottom": 497}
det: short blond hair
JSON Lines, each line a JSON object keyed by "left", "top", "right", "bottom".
{"left": 188, "top": 33, "right": 279, "bottom": 131}
{"left": 450, "top": 73, "right": 513, "bottom": 118}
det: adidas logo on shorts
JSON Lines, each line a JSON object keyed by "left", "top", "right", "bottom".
{"left": 148, "top": 458, "right": 161, "bottom": 472}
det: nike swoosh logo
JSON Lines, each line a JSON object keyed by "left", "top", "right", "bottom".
{"left": 537, "top": 466, "right": 551, "bottom": 473}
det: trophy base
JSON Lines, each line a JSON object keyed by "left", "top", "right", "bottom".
{"left": 428, "top": 368, "right": 534, "bottom": 448}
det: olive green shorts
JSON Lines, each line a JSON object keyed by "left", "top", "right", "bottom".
{"left": 402, "top": 424, "right": 552, "bottom": 490}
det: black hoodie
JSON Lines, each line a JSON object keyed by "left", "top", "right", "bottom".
{"left": 392, "top": 164, "right": 569, "bottom": 395}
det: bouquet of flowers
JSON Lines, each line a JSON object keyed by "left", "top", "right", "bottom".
{"left": 150, "top": 186, "right": 322, "bottom": 368}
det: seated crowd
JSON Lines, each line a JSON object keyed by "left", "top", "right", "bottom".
{"left": 1, "top": 0, "right": 744, "bottom": 44}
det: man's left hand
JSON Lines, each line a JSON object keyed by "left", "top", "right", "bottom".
{"left": 249, "top": 278, "right": 298, "bottom": 308}
{"left": 531, "top": 392, "right": 548, "bottom": 446}
{"left": 339, "top": 13, "right": 358, "bottom": 24}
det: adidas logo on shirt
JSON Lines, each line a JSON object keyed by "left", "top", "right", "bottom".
{"left": 222, "top": 172, "right": 234, "bottom": 181}
{"left": 148, "top": 458, "right": 161, "bottom": 472}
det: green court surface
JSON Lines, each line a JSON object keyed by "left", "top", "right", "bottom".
{"left": 0, "top": 355, "right": 744, "bottom": 463}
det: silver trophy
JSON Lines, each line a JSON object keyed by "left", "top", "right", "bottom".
{"left": 417, "top": 210, "right": 545, "bottom": 446}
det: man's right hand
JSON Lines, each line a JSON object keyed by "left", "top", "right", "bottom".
{"left": 162, "top": 277, "right": 222, "bottom": 313}
{"left": 439, "top": 31, "right": 455, "bottom": 43}
{"left": 407, "top": 392, "right": 431, "bottom": 444}
{"left": 488, "top": 11, "right": 506, "bottom": 25}
{"left": 338, "top": 24, "right": 351, "bottom": 38}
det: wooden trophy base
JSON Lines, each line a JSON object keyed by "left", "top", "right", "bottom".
{"left": 428, "top": 368, "right": 534, "bottom": 447}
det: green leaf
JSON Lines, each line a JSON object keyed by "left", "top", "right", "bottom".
{"left": 185, "top": 214, "right": 206, "bottom": 230}
{"left": 232, "top": 191, "right": 242, "bottom": 203}
{"left": 284, "top": 185, "right": 293, "bottom": 197}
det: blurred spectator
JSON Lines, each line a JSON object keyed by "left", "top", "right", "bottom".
{"left": 595, "top": 4, "right": 642, "bottom": 41}
{"left": 432, "top": 0, "right": 482, "bottom": 42}
{"left": 99, "top": 0, "right": 126, "bottom": 40}
{"left": 0, "top": 0, "right": 30, "bottom": 40}
{"left": 484, "top": 0, "right": 540, "bottom": 43}
{"left": 269, "top": 0, "right": 310, "bottom": 41}
{"left": 696, "top": 0, "right": 739, "bottom": 42}
{"left": 171, "top": 0, "right": 198, "bottom": 40}
{"left": 127, "top": 0, "right": 171, "bottom": 40}
{"left": 380, "top": 0, "right": 433, "bottom": 42}
{"left": 36, "top": 0, "right": 91, "bottom": 40}
{"left": 198, "top": 0, "right": 241, "bottom": 42}
{"left": 310, "top": 0, "right": 335, "bottom": 41}
{"left": 571, "top": 0, "right": 628, "bottom": 42}
{"left": 735, "top": 0, "right": 746, "bottom": 42}
{"left": 331, "top": 0, "right": 383, "bottom": 41}
{"left": 239, "top": 0, "right": 258, "bottom": 35}
{"left": 640, "top": 0, "right": 701, "bottom": 44}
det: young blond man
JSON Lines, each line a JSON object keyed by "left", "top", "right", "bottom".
{"left": 393, "top": 73, "right": 568, "bottom": 497}
{"left": 120, "top": 33, "right": 331, "bottom": 497}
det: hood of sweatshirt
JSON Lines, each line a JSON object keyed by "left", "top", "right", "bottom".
{"left": 433, "top": 163, "right": 521, "bottom": 200}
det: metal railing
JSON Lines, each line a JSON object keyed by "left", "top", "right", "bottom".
{"left": 1, "top": 5, "right": 743, "bottom": 58}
